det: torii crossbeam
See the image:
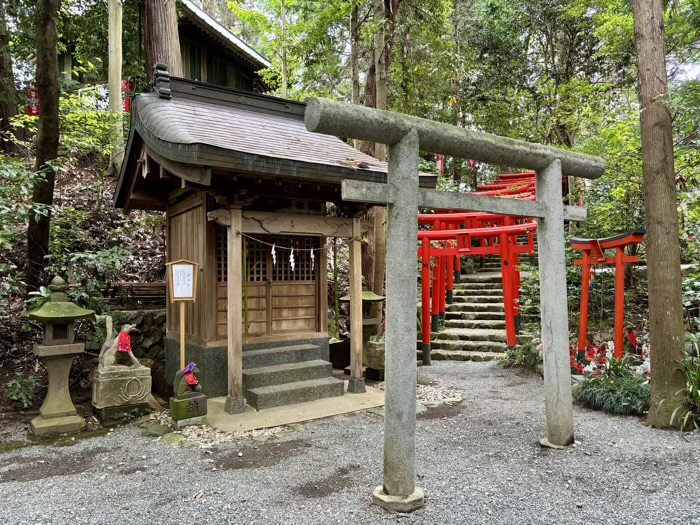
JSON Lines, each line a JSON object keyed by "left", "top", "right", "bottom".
{"left": 305, "top": 98, "right": 605, "bottom": 512}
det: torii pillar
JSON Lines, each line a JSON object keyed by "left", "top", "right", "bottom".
{"left": 305, "top": 98, "right": 605, "bottom": 512}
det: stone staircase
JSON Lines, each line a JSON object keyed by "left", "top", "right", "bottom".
{"left": 242, "top": 344, "right": 344, "bottom": 410}
{"left": 418, "top": 254, "right": 535, "bottom": 362}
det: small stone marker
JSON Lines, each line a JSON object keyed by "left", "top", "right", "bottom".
{"left": 27, "top": 277, "right": 93, "bottom": 435}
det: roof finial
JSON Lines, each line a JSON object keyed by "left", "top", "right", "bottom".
{"left": 151, "top": 63, "right": 171, "bottom": 100}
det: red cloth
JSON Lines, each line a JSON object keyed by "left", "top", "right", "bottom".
{"left": 626, "top": 330, "right": 639, "bottom": 349}
{"left": 117, "top": 332, "right": 132, "bottom": 353}
{"left": 185, "top": 372, "right": 199, "bottom": 386}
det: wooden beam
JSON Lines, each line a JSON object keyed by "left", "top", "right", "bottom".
{"left": 319, "top": 237, "right": 328, "bottom": 334}
{"left": 348, "top": 216, "right": 365, "bottom": 393}
{"left": 145, "top": 146, "right": 212, "bottom": 186}
{"left": 241, "top": 210, "right": 355, "bottom": 238}
{"left": 225, "top": 208, "right": 245, "bottom": 414}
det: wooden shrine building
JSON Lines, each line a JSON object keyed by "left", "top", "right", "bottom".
{"left": 115, "top": 70, "right": 435, "bottom": 411}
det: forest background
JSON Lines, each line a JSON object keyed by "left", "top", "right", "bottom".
{"left": 1, "top": 0, "right": 700, "bottom": 422}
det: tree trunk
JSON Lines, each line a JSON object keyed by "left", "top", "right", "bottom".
{"left": 633, "top": 0, "right": 686, "bottom": 428}
{"left": 350, "top": 4, "right": 360, "bottom": 107}
{"left": 281, "top": 0, "right": 288, "bottom": 98}
{"left": 27, "top": 0, "right": 60, "bottom": 291}
{"left": 0, "top": 0, "right": 19, "bottom": 153}
{"left": 108, "top": 0, "right": 124, "bottom": 170}
{"left": 369, "top": 0, "right": 388, "bottom": 323}
{"left": 143, "top": 0, "right": 183, "bottom": 82}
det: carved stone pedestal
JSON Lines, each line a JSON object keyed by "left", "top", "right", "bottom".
{"left": 170, "top": 392, "right": 207, "bottom": 429}
{"left": 31, "top": 343, "right": 85, "bottom": 435}
{"left": 92, "top": 366, "right": 152, "bottom": 417}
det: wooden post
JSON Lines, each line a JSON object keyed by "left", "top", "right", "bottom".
{"left": 614, "top": 247, "right": 625, "bottom": 359}
{"left": 500, "top": 232, "right": 517, "bottom": 348}
{"left": 179, "top": 301, "right": 185, "bottom": 370}
{"left": 421, "top": 238, "right": 431, "bottom": 365}
{"left": 225, "top": 208, "right": 245, "bottom": 414}
{"left": 348, "top": 216, "right": 365, "bottom": 393}
{"left": 577, "top": 250, "right": 592, "bottom": 360}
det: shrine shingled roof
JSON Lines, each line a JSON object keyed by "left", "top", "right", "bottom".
{"left": 114, "top": 77, "right": 437, "bottom": 210}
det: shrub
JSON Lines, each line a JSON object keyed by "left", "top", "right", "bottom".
{"left": 671, "top": 353, "right": 700, "bottom": 430}
{"left": 7, "top": 375, "right": 38, "bottom": 409}
{"left": 573, "top": 375, "right": 651, "bottom": 416}
{"left": 499, "top": 343, "right": 542, "bottom": 370}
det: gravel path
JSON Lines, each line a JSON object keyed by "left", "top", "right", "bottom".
{"left": 2, "top": 361, "right": 699, "bottom": 525}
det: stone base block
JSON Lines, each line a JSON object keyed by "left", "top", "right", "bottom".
{"left": 372, "top": 485, "right": 425, "bottom": 513}
{"left": 173, "top": 415, "right": 207, "bottom": 429}
{"left": 170, "top": 392, "right": 207, "bottom": 421}
{"left": 93, "top": 366, "right": 152, "bottom": 409}
{"left": 347, "top": 377, "right": 366, "bottom": 393}
{"left": 96, "top": 403, "right": 150, "bottom": 422}
{"left": 224, "top": 395, "right": 245, "bottom": 414}
{"left": 365, "top": 368, "right": 385, "bottom": 381}
{"left": 31, "top": 414, "right": 85, "bottom": 436}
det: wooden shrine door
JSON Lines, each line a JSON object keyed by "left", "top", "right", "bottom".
{"left": 217, "top": 229, "right": 320, "bottom": 340}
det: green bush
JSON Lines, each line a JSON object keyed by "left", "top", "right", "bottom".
{"left": 573, "top": 375, "right": 651, "bottom": 416}
{"left": 499, "top": 343, "right": 542, "bottom": 370}
{"left": 671, "top": 353, "right": 700, "bottom": 430}
{"left": 7, "top": 375, "right": 38, "bottom": 409}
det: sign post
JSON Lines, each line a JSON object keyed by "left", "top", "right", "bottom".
{"left": 166, "top": 259, "right": 206, "bottom": 428}
{"left": 166, "top": 259, "right": 200, "bottom": 371}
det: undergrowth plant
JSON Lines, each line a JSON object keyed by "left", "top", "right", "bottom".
{"left": 671, "top": 352, "right": 700, "bottom": 430}
{"left": 7, "top": 375, "right": 38, "bottom": 409}
{"left": 499, "top": 343, "right": 542, "bottom": 370}
{"left": 573, "top": 360, "right": 651, "bottom": 416}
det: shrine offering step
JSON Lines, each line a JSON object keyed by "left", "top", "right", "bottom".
{"left": 242, "top": 344, "right": 343, "bottom": 410}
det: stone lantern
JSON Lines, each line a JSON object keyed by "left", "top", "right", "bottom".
{"left": 340, "top": 284, "right": 385, "bottom": 379}
{"left": 27, "top": 276, "right": 94, "bottom": 435}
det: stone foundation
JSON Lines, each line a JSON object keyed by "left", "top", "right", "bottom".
{"left": 164, "top": 336, "right": 330, "bottom": 398}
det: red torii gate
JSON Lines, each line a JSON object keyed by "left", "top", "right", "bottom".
{"left": 417, "top": 222, "right": 537, "bottom": 363}
{"left": 571, "top": 229, "right": 646, "bottom": 359}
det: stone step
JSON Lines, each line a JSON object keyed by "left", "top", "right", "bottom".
{"left": 444, "top": 319, "right": 507, "bottom": 330}
{"left": 453, "top": 287, "right": 503, "bottom": 296}
{"left": 446, "top": 311, "right": 506, "bottom": 321}
{"left": 454, "top": 282, "right": 503, "bottom": 291}
{"left": 458, "top": 273, "right": 502, "bottom": 284}
{"left": 452, "top": 294, "right": 503, "bottom": 303}
{"left": 448, "top": 303, "right": 504, "bottom": 313}
{"left": 246, "top": 377, "right": 344, "bottom": 410}
{"left": 242, "top": 344, "right": 325, "bottom": 369}
{"left": 435, "top": 328, "right": 507, "bottom": 343}
{"left": 417, "top": 349, "right": 504, "bottom": 362}
{"left": 427, "top": 339, "right": 508, "bottom": 353}
{"left": 243, "top": 360, "right": 331, "bottom": 390}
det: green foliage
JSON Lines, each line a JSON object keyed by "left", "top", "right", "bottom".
{"left": 671, "top": 348, "right": 700, "bottom": 430}
{"left": 574, "top": 374, "right": 651, "bottom": 416}
{"left": 499, "top": 343, "right": 542, "bottom": 370}
{"left": 7, "top": 375, "right": 38, "bottom": 409}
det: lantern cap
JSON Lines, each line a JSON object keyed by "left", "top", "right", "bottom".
{"left": 27, "top": 276, "right": 94, "bottom": 323}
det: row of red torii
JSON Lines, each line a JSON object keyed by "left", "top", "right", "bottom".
{"left": 418, "top": 170, "right": 541, "bottom": 361}
{"left": 418, "top": 171, "right": 645, "bottom": 363}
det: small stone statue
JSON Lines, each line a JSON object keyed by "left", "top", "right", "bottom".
{"left": 99, "top": 317, "right": 142, "bottom": 369}
{"left": 173, "top": 362, "right": 202, "bottom": 396}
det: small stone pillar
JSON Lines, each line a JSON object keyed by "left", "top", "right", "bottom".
{"left": 27, "top": 277, "right": 94, "bottom": 435}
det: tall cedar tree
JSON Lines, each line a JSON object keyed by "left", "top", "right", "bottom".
{"left": 143, "top": 0, "right": 183, "bottom": 81}
{"left": 0, "top": 0, "right": 19, "bottom": 153}
{"left": 633, "top": 0, "right": 686, "bottom": 427}
{"left": 27, "top": 0, "right": 60, "bottom": 291}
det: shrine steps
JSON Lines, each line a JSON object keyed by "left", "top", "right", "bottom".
{"left": 242, "top": 344, "right": 344, "bottom": 410}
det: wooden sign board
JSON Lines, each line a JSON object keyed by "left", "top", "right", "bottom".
{"left": 166, "top": 259, "right": 200, "bottom": 303}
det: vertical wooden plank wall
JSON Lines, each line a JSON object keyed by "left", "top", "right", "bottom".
{"left": 166, "top": 192, "right": 209, "bottom": 341}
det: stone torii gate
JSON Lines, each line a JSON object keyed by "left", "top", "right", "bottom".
{"left": 305, "top": 99, "right": 605, "bottom": 512}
